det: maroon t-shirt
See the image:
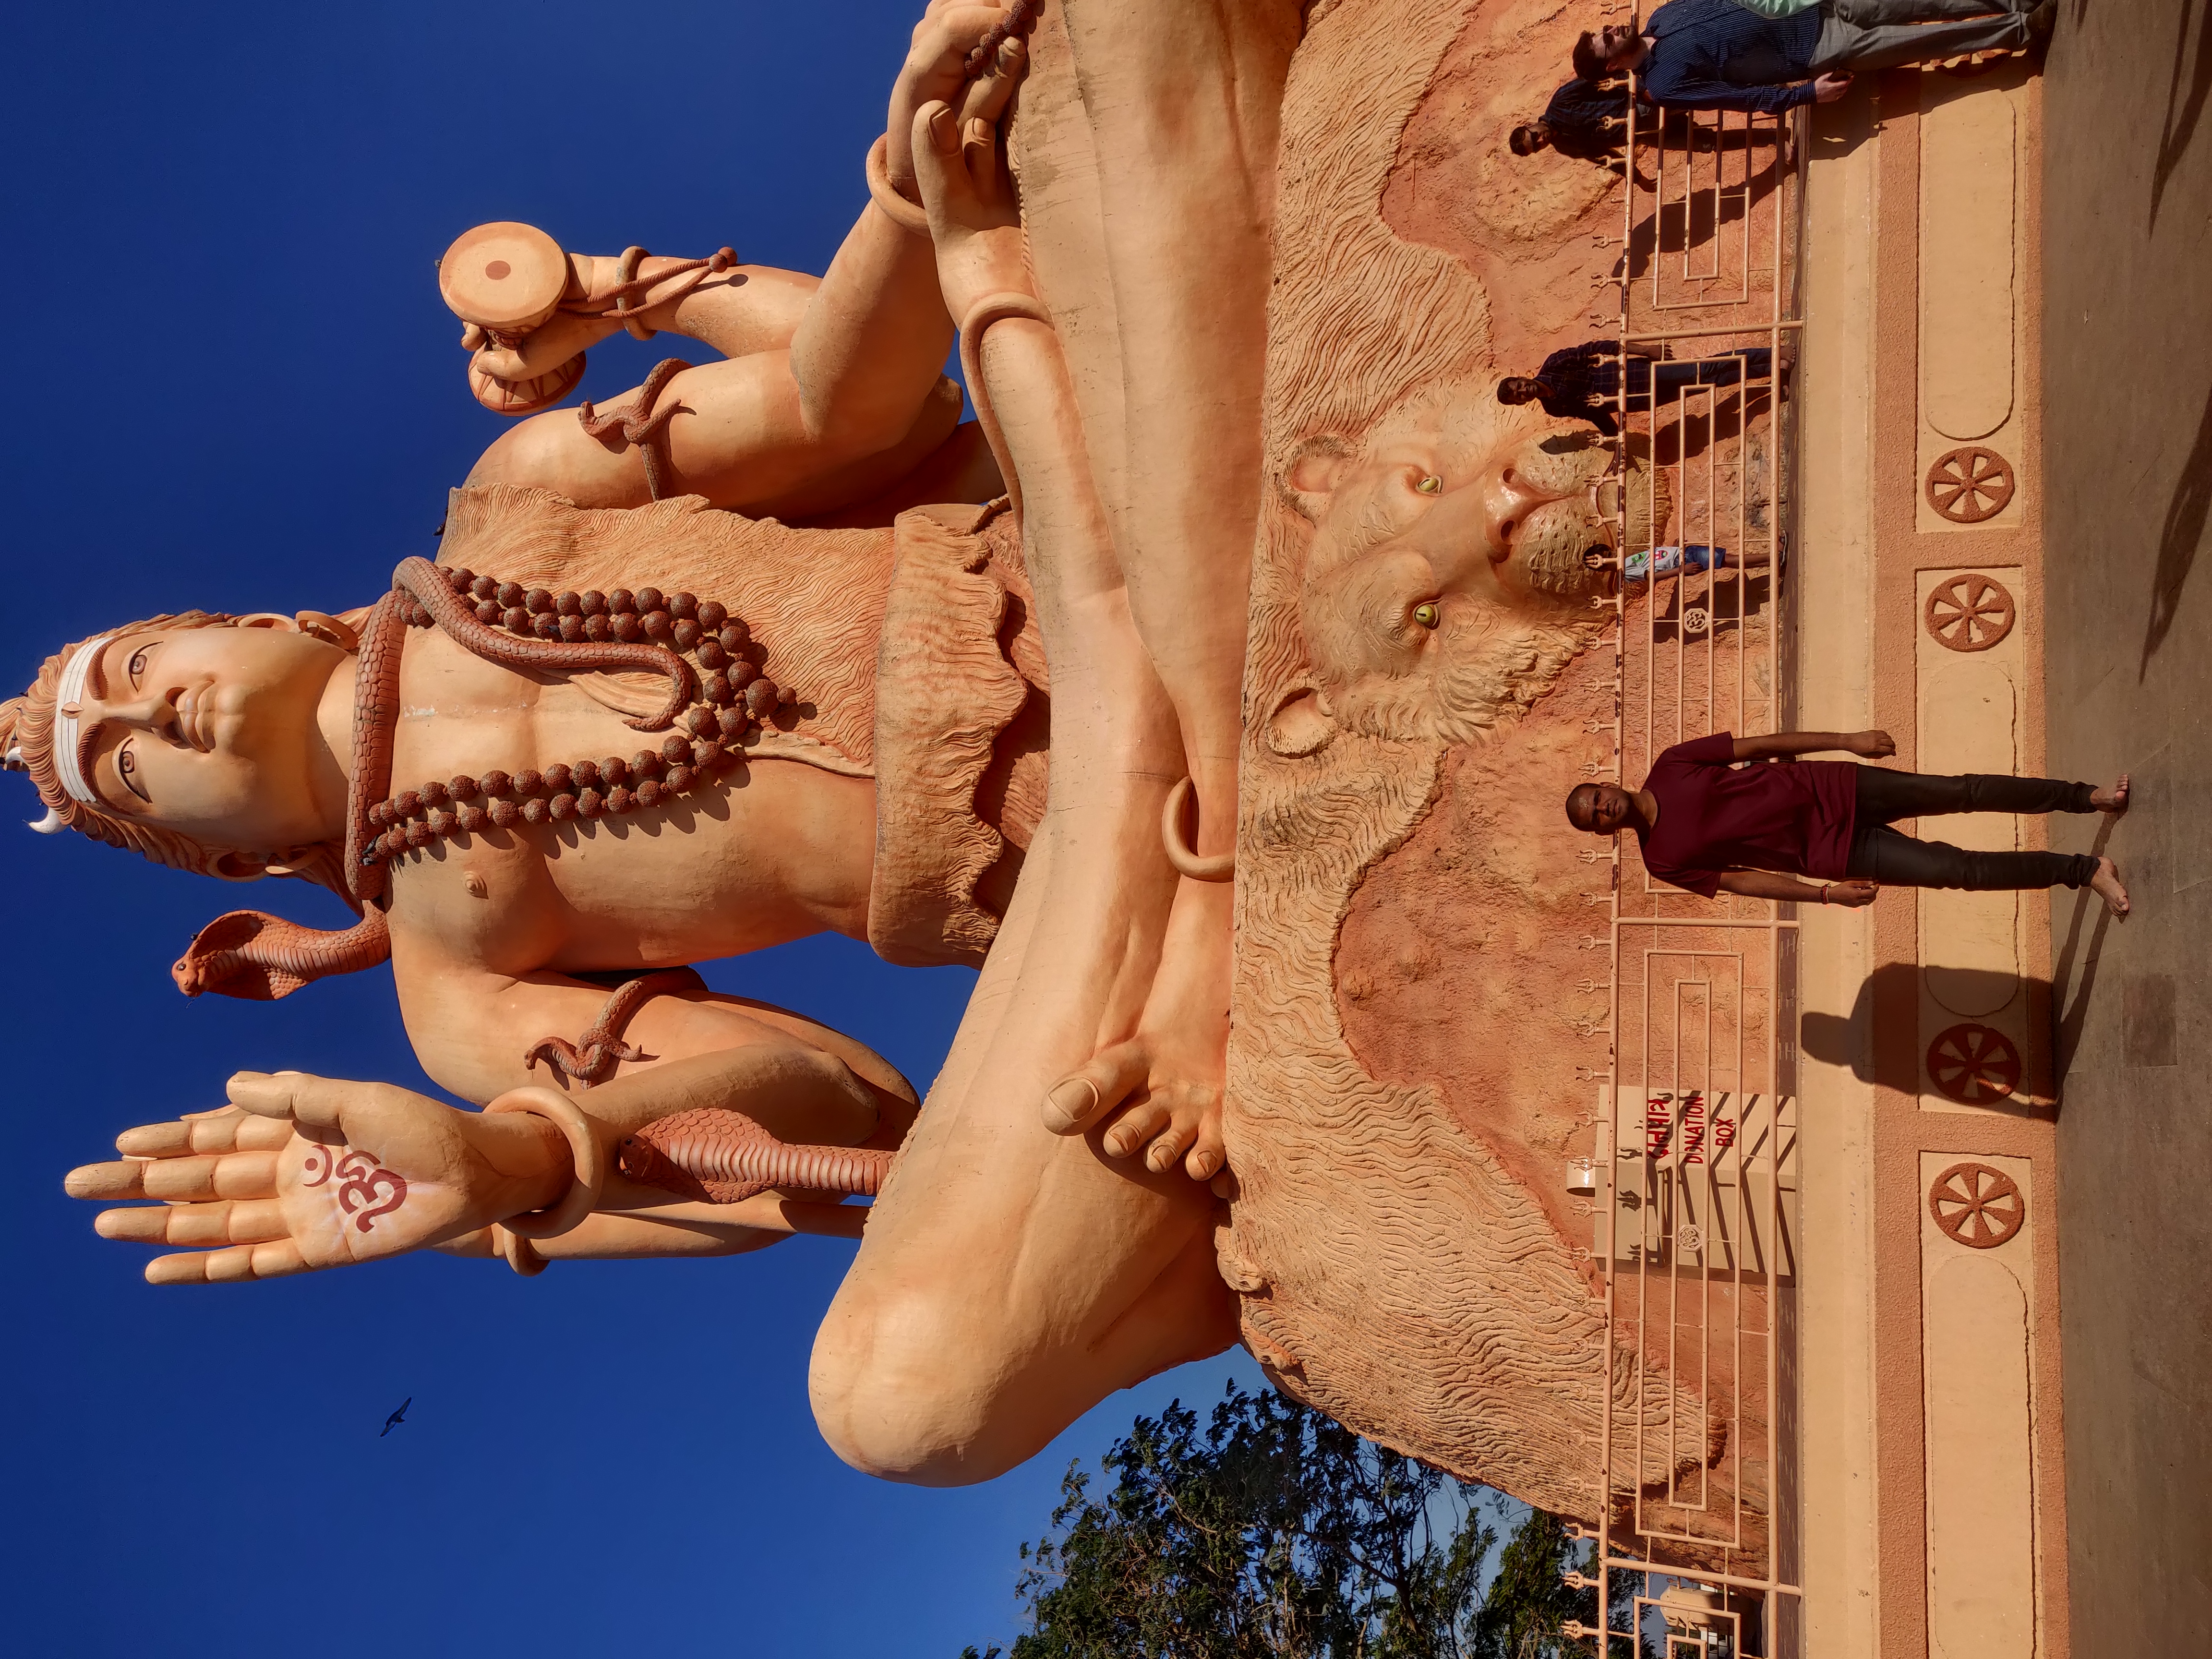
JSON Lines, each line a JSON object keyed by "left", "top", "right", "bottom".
{"left": 1635, "top": 733, "right": 1859, "bottom": 897}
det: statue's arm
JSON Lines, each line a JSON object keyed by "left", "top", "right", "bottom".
{"left": 392, "top": 959, "right": 914, "bottom": 1146}
{"left": 459, "top": 6, "right": 1031, "bottom": 520}
{"left": 61, "top": 966, "right": 913, "bottom": 1283}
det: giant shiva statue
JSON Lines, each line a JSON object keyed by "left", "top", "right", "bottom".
{"left": 18, "top": 0, "right": 1648, "bottom": 1502}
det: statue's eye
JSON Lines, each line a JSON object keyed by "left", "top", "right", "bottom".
{"left": 117, "top": 741, "right": 151, "bottom": 803}
{"left": 1413, "top": 602, "right": 1441, "bottom": 630}
{"left": 127, "top": 647, "right": 151, "bottom": 686}
{"left": 1415, "top": 475, "right": 1443, "bottom": 495}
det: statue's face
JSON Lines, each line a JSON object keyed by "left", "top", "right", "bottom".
{"left": 71, "top": 625, "right": 347, "bottom": 854}
{"left": 1287, "top": 398, "right": 1611, "bottom": 746}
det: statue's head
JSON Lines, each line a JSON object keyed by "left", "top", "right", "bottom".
{"left": 1, "top": 610, "right": 359, "bottom": 897}
{"left": 1272, "top": 377, "right": 1642, "bottom": 750}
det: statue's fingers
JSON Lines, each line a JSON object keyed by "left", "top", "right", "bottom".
{"left": 1043, "top": 1041, "right": 1154, "bottom": 1135}
{"left": 94, "top": 1199, "right": 288, "bottom": 1249}
{"left": 963, "top": 116, "right": 1000, "bottom": 202}
{"left": 145, "top": 1151, "right": 278, "bottom": 1202}
{"left": 911, "top": 101, "right": 975, "bottom": 222}
{"left": 65, "top": 1160, "right": 153, "bottom": 1201}
{"left": 145, "top": 1240, "right": 307, "bottom": 1286}
{"left": 115, "top": 1110, "right": 288, "bottom": 1158}
{"left": 228, "top": 1115, "right": 295, "bottom": 1152}
{"left": 960, "top": 36, "right": 1026, "bottom": 128}
{"left": 70, "top": 1150, "right": 279, "bottom": 1204}
{"left": 228, "top": 1070, "right": 374, "bottom": 1138}
{"left": 115, "top": 1121, "right": 192, "bottom": 1157}
{"left": 91, "top": 1205, "right": 173, "bottom": 1244}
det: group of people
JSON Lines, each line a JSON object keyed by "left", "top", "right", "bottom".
{"left": 1514, "top": 0, "right": 2055, "bottom": 161}
{"left": 1510, "top": 7, "right": 2118, "bottom": 916}
{"left": 1504, "top": 336, "right": 2121, "bottom": 914}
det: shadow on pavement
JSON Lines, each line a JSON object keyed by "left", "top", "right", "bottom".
{"left": 2150, "top": 0, "right": 2212, "bottom": 233}
{"left": 2140, "top": 373, "right": 2212, "bottom": 674}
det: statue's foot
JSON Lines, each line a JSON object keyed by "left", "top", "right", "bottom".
{"left": 1046, "top": 1044, "right": 1225, "bottom": 1179}
{"left": 1041, "top": 879, "right": 1232, "bottom": 1182}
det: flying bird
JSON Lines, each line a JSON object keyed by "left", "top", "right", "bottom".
{"left": 381, "top": 1398, "right": 411, "bottom": 1437}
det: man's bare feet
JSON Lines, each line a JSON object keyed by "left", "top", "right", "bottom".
{"left": 2090, "top": 855, "right": 2130, "bottom": 918}
{"left": 2091, "top": 773, "right": 2129, "bottom": 813}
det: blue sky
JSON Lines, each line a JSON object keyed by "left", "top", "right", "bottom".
{"left": 0, "top": 4, "right": 1257, "bottom": 1652}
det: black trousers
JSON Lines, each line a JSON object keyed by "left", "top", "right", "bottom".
{"left": 1842, "top": 767, "right": 2101, "bottom": 890}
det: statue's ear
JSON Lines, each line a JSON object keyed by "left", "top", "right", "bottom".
{"left": 1281, "top": 435, "right": 1354, "bottom": 523}
{"left": 1264, "top": 685, "right": 1338, "bottom": 759}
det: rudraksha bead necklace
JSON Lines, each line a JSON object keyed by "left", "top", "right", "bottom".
{"left": 362, "top": 564, "right": 794, "bottom": 872}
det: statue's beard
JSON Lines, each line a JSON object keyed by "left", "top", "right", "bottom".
{"left": 1330, "top": 605, "right": 1598, "bottom": 747}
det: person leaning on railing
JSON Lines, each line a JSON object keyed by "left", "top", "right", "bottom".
{"left": 1563, "top": 730, "right": 2133, "bottom": 916}
{"left": 1571, "top": 0, "right": 2055, "bottom": 116}
{"left": 1496, "top": 339, "right": 1776, "bottom": 436}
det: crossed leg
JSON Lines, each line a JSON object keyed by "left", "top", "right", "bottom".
{"left": 1032, "top": 0, "right": 1304, "bottom": 1182}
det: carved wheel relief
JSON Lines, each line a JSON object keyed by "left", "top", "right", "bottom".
{"left": 1923, "top": 572, "right": 2017, "bottom": 652}
{"left": 1925, "top": 445, "right": 2016, "bottom": 524}
{"left": 1926, "top": 1022, "right": 2022, "bottom": 1104}
{"left": 1927, "top": 1161, "right": 2025, "bottom": 1249}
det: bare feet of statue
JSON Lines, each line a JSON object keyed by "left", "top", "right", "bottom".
{"left": 61, "top": 1072, "right": 574, "bottom": 1284}
{"left": 2091, "top": 773, "right": 2129, "bottom": 812}
{"left": 2090, "top": 855, "right": 2130, "bottom": 918}
{"left": 1041, "top": 881, "right": 1234, "bottom": 1183}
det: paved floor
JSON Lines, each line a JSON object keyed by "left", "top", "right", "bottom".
{"left": 2042, "top": 1, "right": 2212, "bottom": 1646}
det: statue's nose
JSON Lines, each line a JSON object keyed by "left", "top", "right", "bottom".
{"left": 96, "top": 690, "right": 178, "bottom": 735}
{"left": 1478, "top": 458, "right": 1563, "bottom": 559}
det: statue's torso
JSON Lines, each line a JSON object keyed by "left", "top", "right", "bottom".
{"left": 372, "top": 484, "right": 1046, "bottom": 996}
{"left": 380, "top": 628, "right": 882, "bottom": 981}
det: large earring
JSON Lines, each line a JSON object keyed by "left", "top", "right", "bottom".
{"left": 296, "top": 611, "right": 361, "bottom": 651}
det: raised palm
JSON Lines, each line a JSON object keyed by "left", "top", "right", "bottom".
{"left": 64, "top": 1071, "right": 551, "bottom": 1284}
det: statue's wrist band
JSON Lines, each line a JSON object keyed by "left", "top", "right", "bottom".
{"left": 483, "top": 1086, "right": 606, "bottom": 1240}
{"left": 957, "top": 290, "right": 1053, "bottom": 525}
{"left": 866, "top": 134, "right": 932, "bottom": 236}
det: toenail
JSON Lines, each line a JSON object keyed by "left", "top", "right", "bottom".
{"left": 1044, "top": 1077, "right": 1101, "bottom": 1130}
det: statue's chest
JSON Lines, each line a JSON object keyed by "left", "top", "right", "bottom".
{"left": 375, "top": 630, "right": 774, "bottom": 976}
{"left": 388, "top": 631, "right": 641, "bottom": 785}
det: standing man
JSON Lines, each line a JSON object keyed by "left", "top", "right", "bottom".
{"left": 1573, "top": 0, "right": 2054, "bottom": 114}
{"left": 1498, "top": 339, "right": 1774, "bottom": 436}
{"left": 1563, "top": 730, "right": 2131, "bottom": 914}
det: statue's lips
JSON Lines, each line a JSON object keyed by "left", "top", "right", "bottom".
{"left": 171, "top": 685, "right": 218, "bottom": 754}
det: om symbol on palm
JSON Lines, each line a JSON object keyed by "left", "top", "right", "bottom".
{"left": 301, "top": 1143, "right": 410, "bottom": 1233}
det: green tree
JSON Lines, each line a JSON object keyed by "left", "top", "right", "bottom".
{"left": 964, "top": 1382, "right": 1627, "bottom": 1659}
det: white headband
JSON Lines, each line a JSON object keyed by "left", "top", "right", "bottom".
{"left": 48, "top": 635, "right": 113, "bottom": 811}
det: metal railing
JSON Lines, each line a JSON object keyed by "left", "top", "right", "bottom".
{"left": 1562, "top": 75, "right": 1808, "bottom": 1659}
